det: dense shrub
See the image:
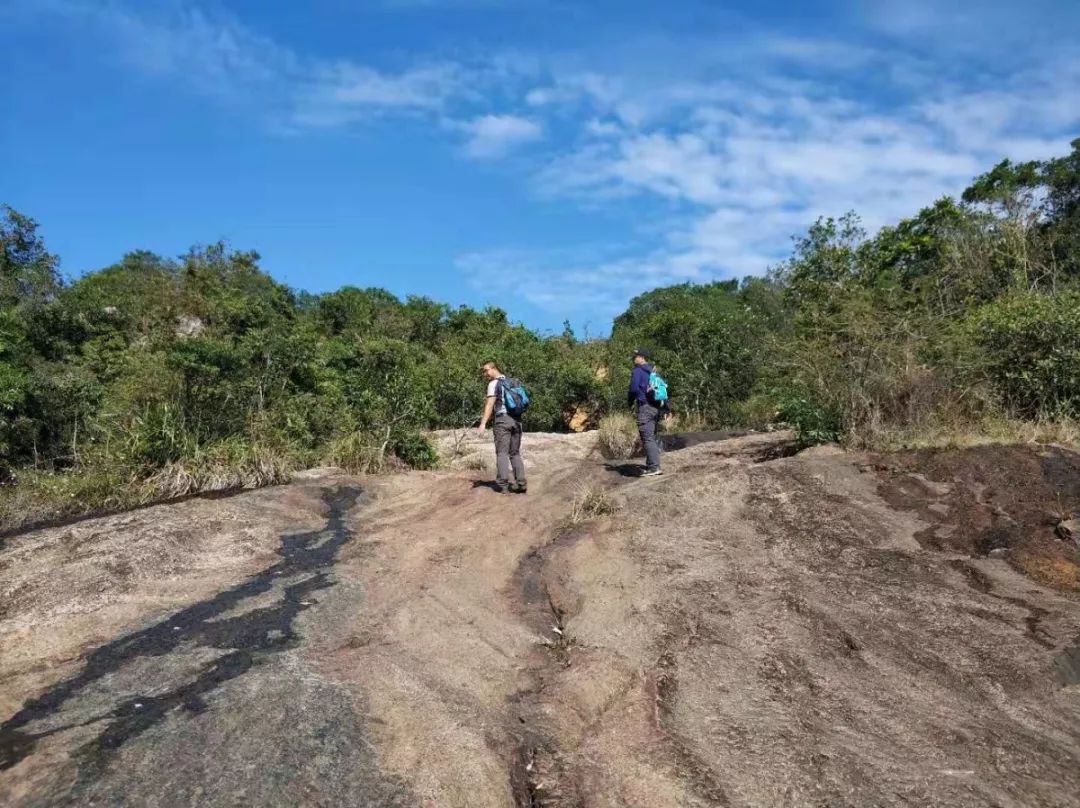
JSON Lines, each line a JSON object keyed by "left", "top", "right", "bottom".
{"left": 393, "top": 433, "right": 439, "bottom": 470}
{"left": 775, "top": 393, "right": 841, "bottom": 447}
{"left": 973, "top": 291, "right": 1080, "bottom": 418}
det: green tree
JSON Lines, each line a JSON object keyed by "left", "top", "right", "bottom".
{"left": 610, "top": 281, "right": 771, "bottom": 421}
{"left": 0, "top": 205, "right": 61, "bottom": 310}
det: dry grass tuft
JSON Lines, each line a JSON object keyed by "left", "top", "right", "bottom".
{"left": 1014, "top": 552, "right": 1080, "bottom": 591}
{"left": 141, "top": 443, "right": 292, "bottom": 501}
{"left": 142, "top": 463, "right": 201, "bottom": 500}
{"left": 596, "top": 413, "right": 640, "bottom": 460}
{"left": 864, "top": 415, "right": 1080, "bottom": 452}
{"left": 461, "top": 453, "right": 489, "bottom": 471}
{"left": 569, "top": 484, "right": 620, "bottom": 523}
{"left": 663, "top": 411, "right": 710, "bottom": 433}
{"left": 0, "top": 442, "right": 293, "bottom": 535}
{"left": 0, "top": 469, "right": 124, "bottom": 534}
{"left": 324, "top": 432, "right": 390, "bottom": 474}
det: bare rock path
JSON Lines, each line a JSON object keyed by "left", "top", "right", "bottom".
{"left": 2, "top": 431, "right": 1079, "bottom": 806}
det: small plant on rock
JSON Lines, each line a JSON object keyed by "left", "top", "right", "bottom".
{"left": 569, "top": 484, "right": 620, "bottom": 523}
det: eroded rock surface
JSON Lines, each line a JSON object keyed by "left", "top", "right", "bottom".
{"left": 2, "top": 432, "right": 1078, "bottom": 806}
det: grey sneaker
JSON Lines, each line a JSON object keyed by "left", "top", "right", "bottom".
{"left": 641, "top": 468, "right": 663, "bottom": 477}
{"left": 510, "top": 483, "right": 528, "bottom": 494}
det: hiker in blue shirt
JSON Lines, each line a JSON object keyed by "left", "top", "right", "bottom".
{"left": 627, "top": 348, "right": 666, "bottom": 476}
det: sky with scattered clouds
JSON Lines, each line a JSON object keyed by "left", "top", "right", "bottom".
{"left": 4, "top": 0, "right": 1079, "bottom": 332}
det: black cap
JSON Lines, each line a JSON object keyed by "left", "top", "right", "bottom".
{"left": 631, "top": 347, "right": 651, "bottom": 360}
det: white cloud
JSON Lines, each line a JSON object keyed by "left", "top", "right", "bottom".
{"left": 27, "top": 0, "right": 294, "bottom": 97}
{"left": 481, "top": 38, "right": 1080, "bottom": 316}
{"left": 314, "top": 63, "right": 461, "bottom": 108}
{"left": 289, "top": 62, "right": 466, "bottom": 129}
{"left": 595, "top": 133, "right": 730, "bottom": 204}
{"left": 860, "top": 0, "right": 1080, "bottom": 45}
{"left": 21, "top": 0, "right": 483, "bottom": 130}
{"left": 13, "top": 0, "right": 1080, "bottom": 322}
{"left": 920, "top": 62, "right": 1080, "bottom": 155}
{"left": 584, "top": 119, "right": 622, "bottom": 138}
{"left": 458, "top": 114, "right": 542, "bottom": 158}
{"left": 523, "top": 73, "right": 628, "bottom": 117}
{"left": 758, "top": 36, "right": 879, "bottom": 71}
{"left": 457, "top": 245, "right": 704, "bottom": 320}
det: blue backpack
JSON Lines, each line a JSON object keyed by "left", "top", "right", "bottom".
{"left": 648, "top": 370, "right": 669, "bottom": 403}
{"left": 499, "top": 377, "right": 531, "bottom": 417}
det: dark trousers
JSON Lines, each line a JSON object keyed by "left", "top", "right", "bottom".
{"left": 493, "top": 414, "right": 526, "bottom": 485}
{"left": 636, "top": 403, "right": 662, "bottom": 471}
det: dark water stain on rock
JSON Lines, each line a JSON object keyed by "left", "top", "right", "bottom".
{"left": 0, "top": 487, "right": 362, "bottom": 779}
{"left": 660, "top": 430, "right": 749, "bottom": 451}
{"left": 1057, "top": 633, "right": 1080, "bottom": 686}
{"left": 948, "top": 560, "right": 1057, "bottom": 650}
{"left": 875, "top": 445, "right": 1080, "bottom": 589}
{"left": 1041, "top": 451, "right": 1080, "bottom": 505}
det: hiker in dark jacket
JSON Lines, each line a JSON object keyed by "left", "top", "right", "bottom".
{"left": 627, "top": 348, "right": 663, "bottom": 476}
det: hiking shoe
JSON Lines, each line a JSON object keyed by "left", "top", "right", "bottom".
{"left": 510, "top": 483, "right": 528, "bottom": 494}
{"left": 641, "top": 468, "right": 663, "bottom": 477}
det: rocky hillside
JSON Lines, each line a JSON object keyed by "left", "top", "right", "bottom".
{"left": 1, "top": 432, "right": 1078, "bottom": 806}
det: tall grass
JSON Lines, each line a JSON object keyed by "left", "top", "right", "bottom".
{"left": 596, "top": 413, "right": 640, "bottom": 460}
{"left": 0, "top": 441, "right": 294, "bottom": 535}
{"left": 323, "top": 432, "right": 395, "bottom": 474}
{"left": 141, "top": 441, "right": 292, "bottom": 501}
{"left": 865, "top": 414, "right": 1080, "bottom": 452}
{"left": 1, "top": 427, "right": 442, "bottom": 535}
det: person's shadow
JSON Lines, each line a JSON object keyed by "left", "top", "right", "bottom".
{"left": 604, "top": 462, "right": 644, "bottom": 478}
{"left": 471, "top": 480, "right": 507, "bottom": 491}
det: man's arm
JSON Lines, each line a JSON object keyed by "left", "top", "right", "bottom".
{"left": 627, "top": 366, "right": 645, "bottom": 407}
{"left": 477, "top": 394, "right": 496, "bottom": 435}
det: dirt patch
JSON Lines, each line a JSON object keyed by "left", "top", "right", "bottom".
{"left": 873, "top": 444, "right": 1080, "bottom": 591}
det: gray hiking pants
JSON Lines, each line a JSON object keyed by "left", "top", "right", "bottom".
{"left": 493, "top": 414, "right": 526, "bottom": 486}
{"left": 636, "top": 403, "right": 662, "bottom": 471}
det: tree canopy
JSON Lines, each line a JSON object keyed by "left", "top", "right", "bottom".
{"left": 3, "top": 140, "right": 1079, "bottom": 525}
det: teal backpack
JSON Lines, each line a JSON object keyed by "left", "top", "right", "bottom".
{"left": 648, "top": 370, "right": 669, "bottom": 403}
{"left": 499, "top": 377, "right": 531, "bottom": 417}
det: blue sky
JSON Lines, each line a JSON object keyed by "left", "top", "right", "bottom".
{"left": 3, "top": 1, "right": 1079, "bottom": 334}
